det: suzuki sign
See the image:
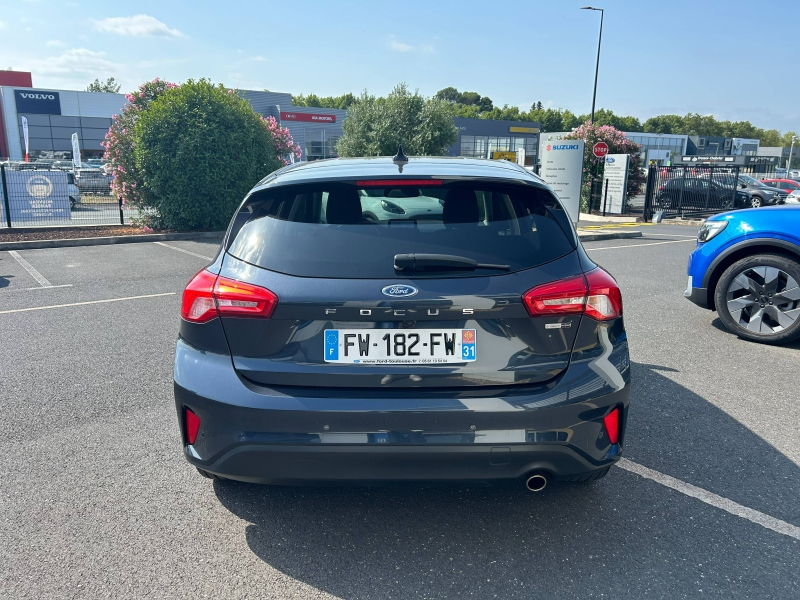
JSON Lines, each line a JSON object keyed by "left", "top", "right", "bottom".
{"left": 540, "top": 138, "right": 585, "bottom": 224}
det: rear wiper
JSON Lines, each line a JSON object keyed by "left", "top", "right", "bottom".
{"left": 394, "top": 253, "right": 510, "bottom": 272}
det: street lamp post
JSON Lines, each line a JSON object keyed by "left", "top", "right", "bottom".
{"left": 581, "top": 6, "right": 604, "bottom": 124}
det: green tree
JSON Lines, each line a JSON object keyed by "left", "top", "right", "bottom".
{"left": 134, "top": 79, "right": 284, "bottom": 230}
{"left": 292, "top": 92, "right": 356, "bottom": 110}
{"left": 86, "top": 77, "right": 121, "bottom": 93}
{"left": 434, "top": 87, "right": 461, "bottom": 103}
{"left": 337, "top": 83, "right": 457, "bottom": 157}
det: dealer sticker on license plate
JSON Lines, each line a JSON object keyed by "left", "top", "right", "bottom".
{"left": 324, "top": 329, "right": 476, "bottom": 364}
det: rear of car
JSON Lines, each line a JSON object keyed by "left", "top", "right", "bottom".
{"left": 174, "top": 158, "right": 631, "bottom": 488}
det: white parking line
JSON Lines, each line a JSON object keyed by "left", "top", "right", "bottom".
{"left": 153, "top": 241, "right": 214, "bottom": 261}
{"left": 618, "top": 458, "right": 800, "bottom": 541}
{"left": 0, "top": 292, "right": 175, "bottom": 315}
{"left": 587, "top": 239, "right": 696, "bottom": 251}
{"left": 7, "top": 284, "right": 73, "bottom": 293}
{"left": 8, "top": 250, "right": 52, "bottom": 287}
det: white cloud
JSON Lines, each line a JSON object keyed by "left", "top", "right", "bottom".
{"left": 26, "top": 48, "right": 123, "bottom": 77}
{"left": 92, "top": 14, "right": 184, "bottom": 37}
{"left": 0, "top": 21, "right": 6, "bottom": 30}
{"left": 389, "top": 39, "right": 413, "bottom": 52}
{"left": 46, "top": 39, "right": 66, "bottom": 47}
{"left": 250, "top": 56, "right": 268, "bottom": 62}
{"left": 387, "top": 36, "right": 433, "bottom": 53}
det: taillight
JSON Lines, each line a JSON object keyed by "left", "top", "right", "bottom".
{"left": 603, "top": 407, "right": 621, "bottom": 445}
{"left": 522, "top": 268, "right": 622, "bottom": 321}
{"left": 584, "top": 268, "right": 623, "bottom": 320}
{"left": 181, "top": 269, "right": 218, "bottom": 323}
{"left": 522, "top": 275, "right": 588, "bottom": 316}
{"left": 214, "top": 275, "right": 278, "bottom": 318}
{"left": 181, "top": 269, "right": 278, "bottom": 323}
{"left": 185, "top": 407, "right": 201, "bottom": 445}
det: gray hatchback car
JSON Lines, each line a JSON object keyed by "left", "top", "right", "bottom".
{"left": 175, "top": 156, "right": 631, "bottom": 491}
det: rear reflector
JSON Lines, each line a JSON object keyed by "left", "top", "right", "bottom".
{"left": 185, "top": 408, "right": 201, "bottom": 445}
{"left": 181, "top": 269, "right": 278, "bottom": 323}
{"left": 355, "top": 179, "right": 443, "bottom": 187}
{"left": 603, "top": 407, "right": 621, "bottom": 445}
{"left": 522, "top": 268, "right": 622, "bottom": 321}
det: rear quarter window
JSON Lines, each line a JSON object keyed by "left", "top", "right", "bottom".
{"left": 226, "top": 180, "right": 576, "bottom": 279}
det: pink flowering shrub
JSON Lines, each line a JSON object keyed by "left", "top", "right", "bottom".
{"left": 262, "top": 116, "right": 302, "bottom": 165}
{"left": 102, "top": 79, "right": 178, "bottom": 227}
{"left": 103, "top": 79, "right": 299, "bottom": 230}
{"left": 564, "top": 122, "right": 646, "bottom": 212}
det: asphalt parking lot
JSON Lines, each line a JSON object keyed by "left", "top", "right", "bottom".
{"left": 1, "top": 226, "right": 798, "bottom": 599}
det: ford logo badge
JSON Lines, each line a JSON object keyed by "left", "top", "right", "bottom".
{"left": 382, "top": 284, "right": 418, "bottom": 298}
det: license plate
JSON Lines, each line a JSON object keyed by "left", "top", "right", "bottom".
{"left": 324, "top": 329, "right": 477, "bottom": 364}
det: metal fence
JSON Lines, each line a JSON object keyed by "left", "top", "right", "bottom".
{"left": 642, "top": 165, "right": 742, "bottom": 220}
{"left": 0, "top": 161, "right": 135, "bottom": 228}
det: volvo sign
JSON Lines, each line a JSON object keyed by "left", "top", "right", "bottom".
{"left": 14, "top": 90, "right": 62, "bottom": 115}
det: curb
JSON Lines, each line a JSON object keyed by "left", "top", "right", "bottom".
{"left": 577, "top": 230, "right": 642, "bottom": 242}
{"left": 0, "top": 231, "right": 225, "bottom": 251}
{"left": 660, "top": 219, "right": 704, "bottom": 227}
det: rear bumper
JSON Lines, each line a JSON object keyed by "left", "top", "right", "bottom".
{"left": 174, "top": 334, "right": 631, "bottom": 485}
{"left": 185, "top": 442, "right": 620, "bottom": 485}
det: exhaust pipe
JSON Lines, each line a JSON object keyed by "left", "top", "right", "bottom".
{"left": 525, "top": 473, "right": 548, "bottom": 492}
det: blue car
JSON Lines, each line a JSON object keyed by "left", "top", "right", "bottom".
{"left": 685, "top": 206, "right": 800, "bottom": 344}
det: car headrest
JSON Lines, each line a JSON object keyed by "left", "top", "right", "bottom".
{"left": 442, "top": 188, "right": 480, "bottom": 224}
{"left": 326, "top": 189, "right": 363, "bottom": 224}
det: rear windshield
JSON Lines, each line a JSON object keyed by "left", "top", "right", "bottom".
{"left": 226, "top": 181, "right": 575, "bottom": 278}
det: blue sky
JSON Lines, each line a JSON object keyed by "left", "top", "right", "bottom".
{"left": 1, "top": 0, "right": 798, "bottom": 132}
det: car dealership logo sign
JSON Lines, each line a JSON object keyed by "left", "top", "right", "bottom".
{"left": 26, "top": 175, "right": 54, "bottom": 198}
{"left": 381, "top": 284, "right": 418, "bottom": 298}
{"left": 19, "top": 93, "right": 56, "bottom": 100}
{"left": 549, "top": 144, "right": 580, "bottom": 150}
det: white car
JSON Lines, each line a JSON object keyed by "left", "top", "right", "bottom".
{"left": 785, "top": 190, "right": 800, "bottom": 204}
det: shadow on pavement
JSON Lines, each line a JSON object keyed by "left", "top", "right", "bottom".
{"left": 213, "top": 362, "right": 800, "bottom": 599}
{"left": 710, "top": 316, "right": 800, "bottom": 350}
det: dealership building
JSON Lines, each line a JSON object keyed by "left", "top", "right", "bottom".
{"left": 0, "top": 71, "right": 346, "bottom": 162}
{"left": 447, "top": 117, "right": 540, "bottom": 167}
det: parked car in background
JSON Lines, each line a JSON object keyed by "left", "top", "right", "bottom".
{"left": 51, "top": 160, "right": 74, "bottom": 171}
{"left": 66, "top": 172, "right": 82, "bottom": 209}
{"left": 707, "top": 174, "right": 786, "bottom": 208}
{"left": 175, "top": 156, "right": 631, "bottom": 490}
{"left": 760, "top": 178, "right": 800, "bottom": 194}
{"left": 785, "top": 190, "right": 800, "bottom": 204}
{"left": 685, "top": 205, "right": 800, "bottom": 344}
{"left": 75, "top": 168, "right": 113, "bottom": 195}
{"left": 655, "top": 177, "right": 751, "bottom": 210}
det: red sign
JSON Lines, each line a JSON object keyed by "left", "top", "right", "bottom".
{"left": 280, "top": 111, "right": 336, "bottom": 123}
{"left": 593, "top": 142, "right": 609, "bottom": 158}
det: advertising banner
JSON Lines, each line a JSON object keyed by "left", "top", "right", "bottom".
{"left": 539, "top": 139, "right": 585, "bottom": 223}
{"left": 1, "top": 170, "right": 71, "bottom": 222}
{"left": 71, "top": 133, "right": 82, "bottom": 168}
{"left": 21, "top": 116, "right": 29, "bottom": 161}
{"left": 601, "top": 154, "right": 630, "bottom": 214}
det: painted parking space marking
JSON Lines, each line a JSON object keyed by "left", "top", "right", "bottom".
{"left": 8, "top": 250, "right": 53, "bottom": 287}
{"left": 586, "top": 239, "right": 696, "bottom": 251}
{"left": 0, "top": 292, "right": 175, "bottom": 315}
{"left": 619, "top": 459, "right": 800, "bottom": 541}
{"left": 6, "top": 284, "right": 73, "bottom": 293}
{"left": 153, "top": 241, "right": 214, "bottom": 261}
